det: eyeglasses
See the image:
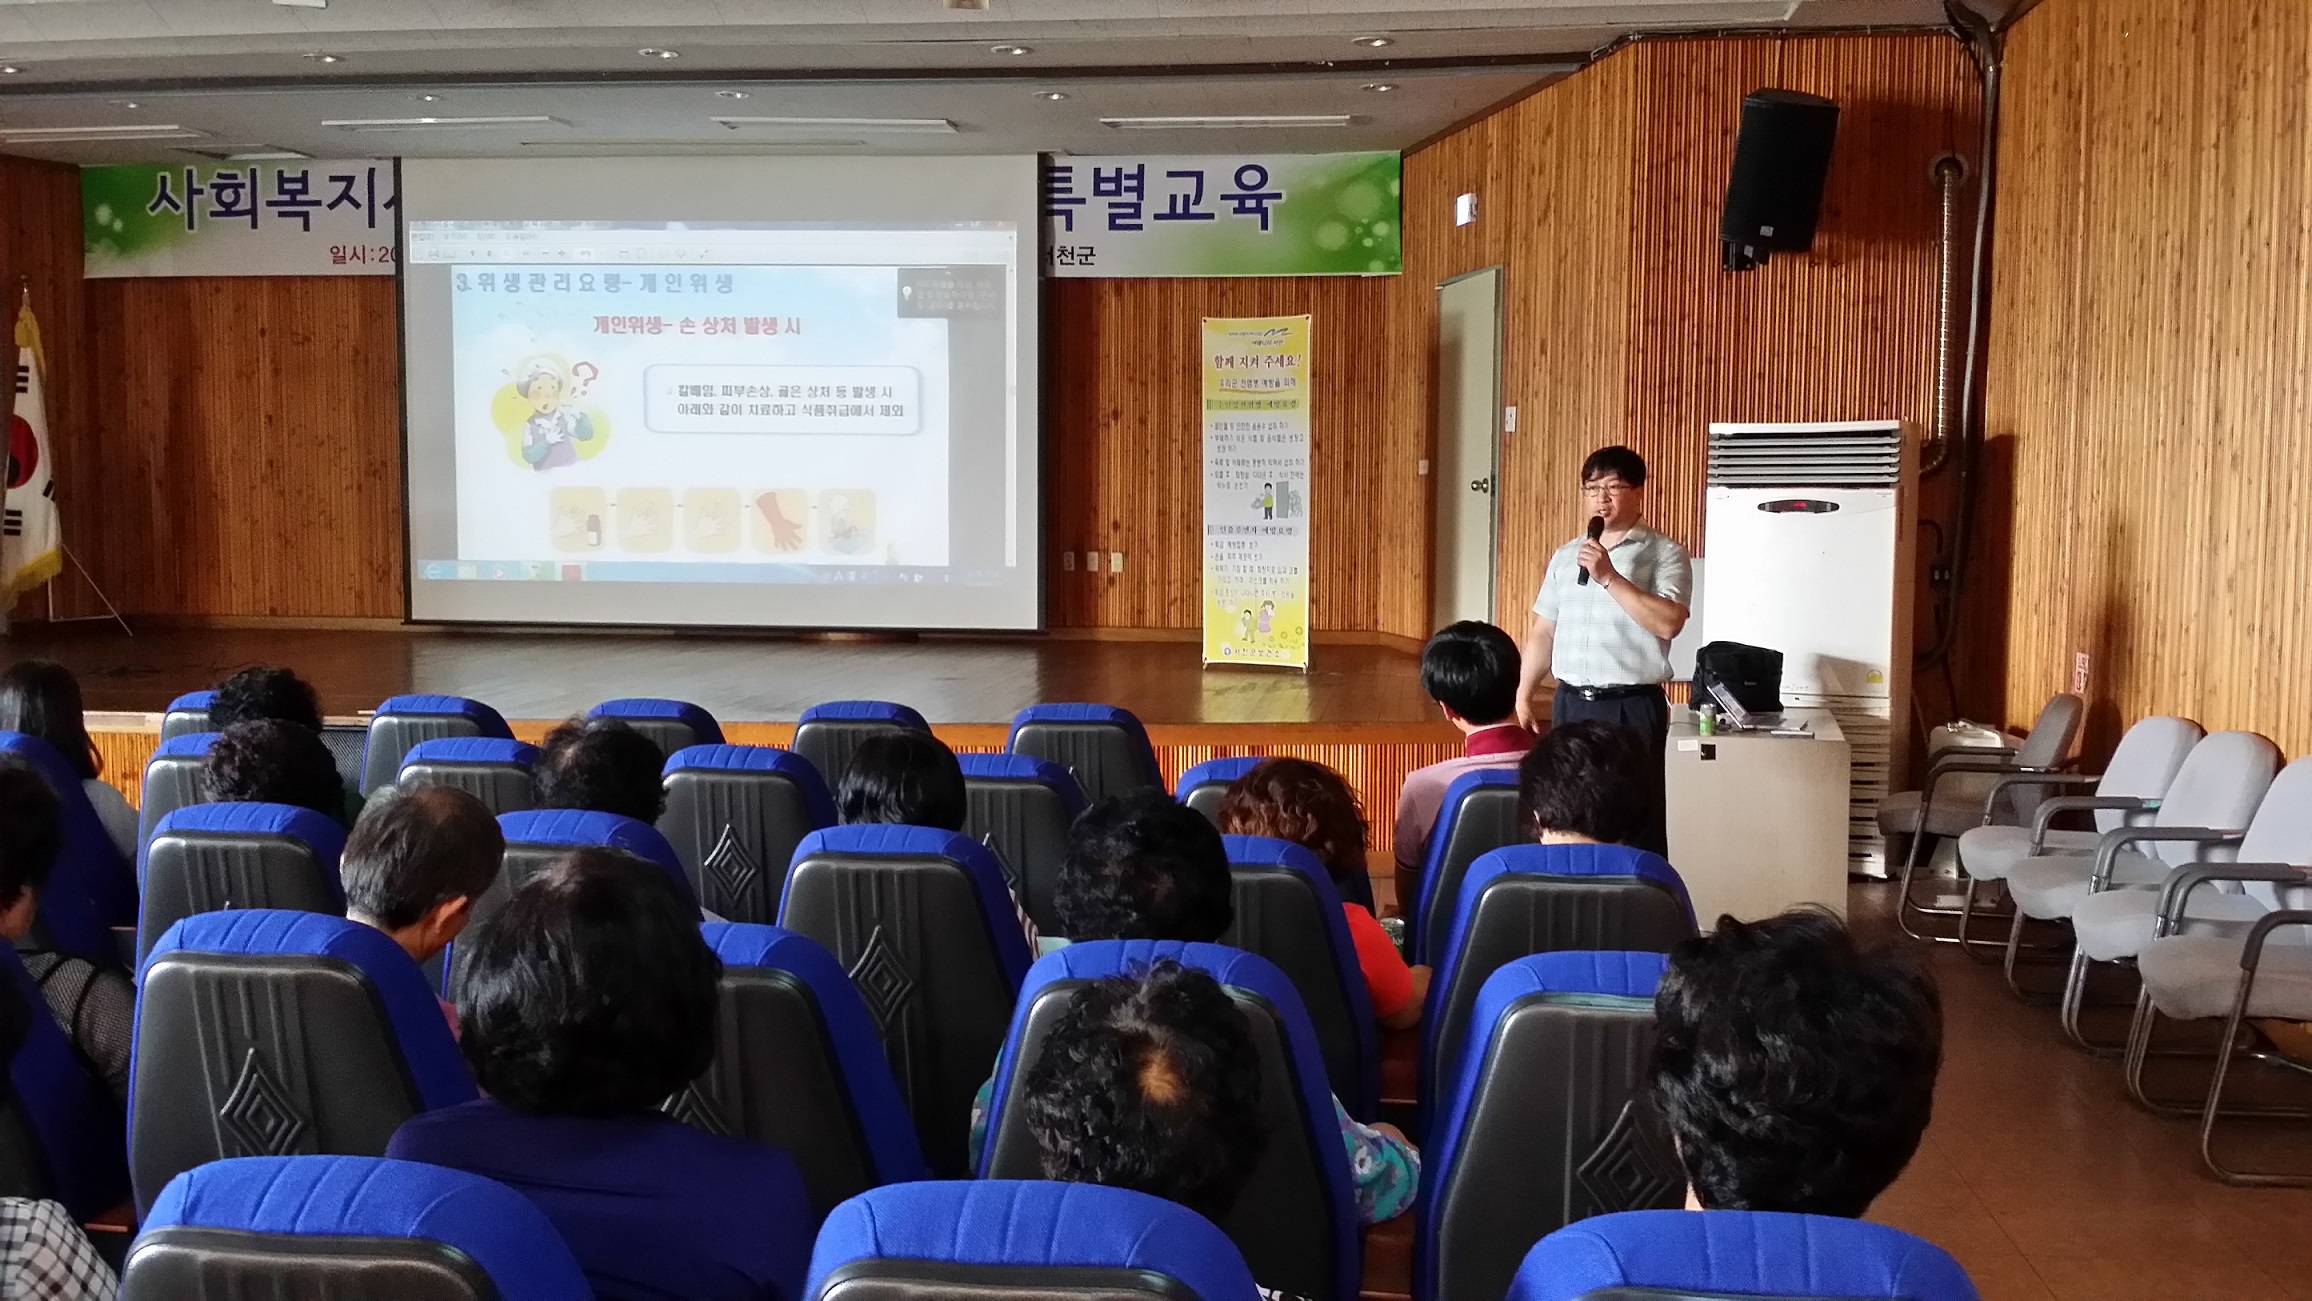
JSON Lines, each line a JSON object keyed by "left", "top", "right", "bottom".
{"left": 1581, "top": 481, "right": 1634, "bottom": 497}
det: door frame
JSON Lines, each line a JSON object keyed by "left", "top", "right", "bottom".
{"left": 1432, "top": 265, "right": 1505, "bottom": 629}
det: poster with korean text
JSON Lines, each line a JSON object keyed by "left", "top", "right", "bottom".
{"left": 1046, "top": 154, "right": 1399, "bottom": 278}
{"left": 83, "top": 161, "right": 398, "bottom": 277}
{"left": 1202, "top": 315, "right": 1311, "bottom": 669}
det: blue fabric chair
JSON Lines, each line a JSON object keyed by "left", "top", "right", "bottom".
{"left": 1, "top": 945, "right": 128, "bottom": 1220}
{"left": 792, "top": 700, "right": 930, "bottom": 791}
{"left": 980, "top": 941, "right": 1358, "bottom": 1301}
{"left": 136, "top": 730, "right": 220, "bottom": 868}
{"left": 661, "top": 744, "right": 836, "bottom": 923}
{"left": 160, "top": 689, "right": 217, "bottom": 742}
{"left": 956, "top": 752, "right": 1086, "bottom": 934}
{"left": 1419, "top": 952, "right": 1675, "bottom": 1301}
{"left": 1178, "top": 755, "right": 1261, "bottom": 823}
{"left": 588, "top": 696, "right": 725, "bottom": 758}
{"left": 808, "top": 1180, "right": 1261, "bottom": 1301}
{"left": 1412, "top": 767, "right": 1524, "bottom": 962}
{"left": 1507, "top": 1209, "right": 1979, "bottom": 1301}
{"left": 126, "top": 1155, "right": 590, "bottom": 1301}
{"left": 444, "top": 808, "right": 696, "bottom": 998}
{"left": 780, "top": 824, "right": 1032, "bottom": 1178}
{"left": 396, "top": 736, "right": 542, "bottom": 815}
{"left": 0, "top": 731, "right": 137, "bottom": 937}
{"left": 1422, "top": 844, "right": 1694, "bottom": 1131}
{"left": 1220, "top": 834, "right": 1377, "bottom": 1118}
{"left": 359, "top": 694, "right": 513, "bottom": 795}
{"left": 1006, "top": 703, "right": 1166, "bottom": 805}
{"left": 131, "top": 910, "right": 475, "bottom": 1215}
{"left": 683, "top": 922, "right": 928, "bottom": 1215}
{"left": 137, "top": 801, "right": 349, "bottom": 966}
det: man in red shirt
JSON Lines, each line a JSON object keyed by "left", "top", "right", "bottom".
{"left": 1392, "top": 621, "right": 1538, "bottom": 913}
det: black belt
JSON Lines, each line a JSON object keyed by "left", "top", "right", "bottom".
{"left": 1561, "top": 683, "right": 1665, "bottom": 702}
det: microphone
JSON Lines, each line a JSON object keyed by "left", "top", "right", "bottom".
{"left": 1577, "top": 515, "right": 1605, "bottom": 586}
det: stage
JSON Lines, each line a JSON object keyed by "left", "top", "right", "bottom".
{"left": 11, "top": 625, "right": 1462, "bottom": 833}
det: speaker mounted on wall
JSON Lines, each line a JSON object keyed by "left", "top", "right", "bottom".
{"left": 1720, "top": 88, "right": 1840, "bottom": 272}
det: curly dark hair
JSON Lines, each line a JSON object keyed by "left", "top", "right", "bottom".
{"left": 1053, "top": 789, "right": 1233, "bottom": 942}
{"left": 837, "top": 730, "right": 967, "bottom": 831}
{"left": 1419, "top": 622, "right": 1522, "bottom": 727}
{"left": 210, "top": 666, "right": 323, "bottom": 733}
{"left": 1652, "top": 907, "right": 1942, "bottom": 1217}
{"left": 1023, "top": 959, "right": 1269, "bottom": 1223}
{"left": 0, "top": 756, "right": 62, "bottom": 912}
{"left": 341, "top": 783, "right": 505, "bottom": 931}
{"left": 201, "top": 719, "right": 347, "bottom": 822}
{"left": 457, "top": 847, "right": 720, "bottom": 1116}
{"left": 1516, "top": 719, "right": 1649, "bottom": 844}
{"left": 1215, "top": 756, "right": 1369, "bottom": 888}
{"left": 534, "top": 717, "right": 666, "bottom": 824}
{"left": 0, "top": 660, "right": 100, "bottom": 782}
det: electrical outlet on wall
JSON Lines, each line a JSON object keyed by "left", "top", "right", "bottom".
{"left": 1062, "top": 551, "right": 1075, "bottom": 571}
{"left": 1084, "top": 551, "right": 1100, "bottom": 573}
{"left": 2072, "top": 651, "right": 2091, "bottom": 695}
{"left": 1110, "top": 552, "right": 1124, "bottom": 573}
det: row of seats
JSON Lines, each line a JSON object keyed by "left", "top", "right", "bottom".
{"left": 124, "top": 1160, "right": 1975, "bottom": 1301}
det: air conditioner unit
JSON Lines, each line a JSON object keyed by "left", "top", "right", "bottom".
{"left": 1701, "top": 420, "right": 1914, "bottom": 877}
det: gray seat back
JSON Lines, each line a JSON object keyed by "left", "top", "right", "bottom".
{"left": 2091, "top": 716, "right": 2203, "bottom": 831}
{"left": 123, "top": 1231, "right": 502, "bottom": 1301}
{"left": 136, "top": 748, "right": 217, "bottom": 854}
{"left": 2150, "top": 731, "right": 2281, "bottom": 866}
{"left": 660, "top": 757, "right": 830, "bottom": 924}
{"left": 1416, "top": 783, "right": 1525, "bottom": 963}
{"left": 959, "top": 765, "right": 1083, "bottom": 936}
{"left": 138, "top": 829, "right": 341, "bottom": 968}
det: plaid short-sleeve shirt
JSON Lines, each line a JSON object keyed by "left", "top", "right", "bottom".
{"left": 1530, "top": 522, "right": 1692, "bottom": 688}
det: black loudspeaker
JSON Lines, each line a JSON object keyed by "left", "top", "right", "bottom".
{"left": 1719, "top": 88, "right": 1840, "bottom": 271}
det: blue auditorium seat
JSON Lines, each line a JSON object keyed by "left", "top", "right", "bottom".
{"left": 1420, "top": 952, "right": 1676, "bottom": 1301}
{"left": 588, "top": 696, "right": 725, "bottom": 758}
{"left": 445, "top": 808, "right": 694, "bottom": 997}
{"left": 131, "top": 910, "right": 474, "bottom": 1216}
{"left": 1507, "top": 1209, "right": 1979, "bottom": 1301}
{"left": 160, "top": 689, "right": 217, "bottom": 742}
{"left": 1178, "top": 755, "right": 1260, "bottom": 823}
{"left": 136, "top": 730, "right": 219, "bottom": 866}
{"left": 661, "top": 744, "right": 835, "bottom": 924}
{"left": 1, "top": 945, "right": 128, "bottom": 1220}
{"left": 792, "top": 700, "right": 930, "bottom": 791}
{"left": 956, "top": 751, "right": 1085, "bottom": 934}
{"left": 1006, "top": 703, "right": 1166, "bottom": 805}
{"left": 1412, "top": 767, "right": 1524, "bottom": 962}
{"left": 397, "top": 736, "right": 542, "bottom": 815}
{"left": 125, "top": 1155, "right": 590, "bottom": 1301}
{"left": 1219, "top": 834, "right": 1377, "bottom": 1118}
{"left": 137, "top": 801, "right": 348, "bottom": 966}
{"left": 807, "top": 1180, "right": 1262, "bottom": 1301}
{"left": 980, "top": 941, "right": 1357, "bottom": 1301}
{"left": 780, "top": 824, "right": 1032, "bottom": 1179}
{"left": 677, "top": 923, "right": 928, "bottom": 1215}
{"left": 0, "top": 732, "right": 124, "bottom": 962}
{"left": 358, "top": 694, "right": 513, "bottom": 795}
{"left": 1422, "top": 844, "right": 1694, "bottom": 1129}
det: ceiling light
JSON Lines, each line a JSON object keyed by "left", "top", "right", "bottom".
{"left": 414, "top": 93, "right": 443, "bottom": 103}
{"left": 0, "top": 68, "right": 21, "bottom": 76}
{"left": 638, "top": 47, "right": 680, "bottom": 59}
{"left": 1352, "top": 35, "right": 1394, "bottom": 48}
{"left": 711, "top": 116, "right": 957, "bottom": 134}
{"left": 1361, "top": 82, "right": 1398, "bottom": 93}
{"left": 0, "top": 125, "right": 204, "bottom": 144}
{"left": 1034, "top": 90, "right": 1069, "bottom": 102}
{"left": 304, "top": 53, "right": 343, "bottom": 64}
{"left": 715, "top": 90, "right": 751, "bottom": 100}
{"left": 225, "top": 149, "right": 311, "bottom": 160}
{"left": 274, "top": 0, "right": 327, "bottom": 8}
{"left": 322, "top": 115, "right": 565, "bottom": 132}
{"left": 990, "top": 44, "right": 1033, "bottom": 56}
{"left": 113, "top": 100, "right": 141, "bottom": 110}
{"left": 1100, "top": 114, "right": 1352, "bottom": 130}
{"left": 946, "top": 0, "right": 991, "bottom": 9}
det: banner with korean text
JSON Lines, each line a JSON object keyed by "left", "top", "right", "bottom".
{"left": 82, "top": 161, "right": 398, "bottom": 277}
{"left": 1045, "top": 154, "right": 1399, "bottom": 278}
{"left": 1202, "top": 316, "right": 1311, "bottom": 669}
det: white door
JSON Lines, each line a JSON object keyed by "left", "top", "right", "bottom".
{"left": 1433, "top": 268, "right": 1503, "bottom": 628}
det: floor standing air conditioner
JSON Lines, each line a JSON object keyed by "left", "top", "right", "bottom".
{"left": 1700, "top": 421, "right": 1913, "bottom": 877}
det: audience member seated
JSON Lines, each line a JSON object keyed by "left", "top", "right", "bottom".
{"left": 341, "top": 783, "right": 505, "bottom": 1033}
{"left": 0, "top": 660, "right": 135, "bottom": 860}
{"left": 202, "top": 719, "right": 351, "bottom": 826}
{"left": 0, "top": 758, "right": 132, "bottom": 1105}
{"left": 836, "top": 730, "right": 968, "bottom": 830}
{"left": 1395, "top": 622, "right": 1536, "bottom": 913}
{"left": 1652, "top": 907, "right": 1942, "bottom": 1215}
{"left": 1024, "top": 958, "right": 1270, "bottom": 1226}
{"left": 0, "top": 970, "right": 116, "bottom": 1299}
{"left": 533, "top": 717, "right": 666, "bottom": 825}
{"left": 387, "top": 848, "right": 811, "bottom": 1301}
{"left": 984, "top": 789, "right": 1419, "bottom": 1225}
{"left": 1519, "top": 720, "right": 1649, "bottom": 846}
{"left": 213, "top": 664, "right": 362, "bottom": 823}
{"left": 1218, "top": 757, "right": 1428, "bottom": 1031}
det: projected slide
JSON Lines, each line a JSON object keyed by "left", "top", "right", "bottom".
{"left": 401, "top": 155, "right": 1038, "bottom": 631}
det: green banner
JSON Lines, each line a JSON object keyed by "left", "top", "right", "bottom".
{"left": 1044, "top": 153, "right": 1400, "bottom": 278}
{"left": 84, "top": 161, "right": 398, "bottom": 278}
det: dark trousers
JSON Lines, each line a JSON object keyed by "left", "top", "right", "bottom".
{"left": 1551, "top": 683, "right": 1671, "bottom": 860}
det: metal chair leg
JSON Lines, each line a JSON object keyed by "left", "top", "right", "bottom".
{"left": 2004, "top": 906, "right": 2069, "bottom": 1002}
{"left": 1897, "top": 828, "right": 1969, "bottom": 944}
{"left": 2199, "top": 975, "right": 2312, "bottom": 1186}
{"left": 2059, "top": 949, "right": 2135, "bottom": 1055}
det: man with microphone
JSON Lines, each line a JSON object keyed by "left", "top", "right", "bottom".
{"left": 1515, "top": 445, "right": 1691, "bottom": 856}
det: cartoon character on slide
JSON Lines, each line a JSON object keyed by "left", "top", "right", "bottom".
{"left": 518, "top": 360, "right": 594, "bottom": 471}
{"left": 1257, "top": 600, "right": 1275, "bottom": 637}
{"left": 1252, "top": 482, "right": 1275, "bottom": 520}
{"left": 826, "top": 494, "right": 870, "bottom": 556}
{"left": 1238, "top": 609, "right": 1256, "bottom": 644}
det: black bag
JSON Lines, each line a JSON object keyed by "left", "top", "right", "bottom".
{"left": 1690, "top": 641, "right": 1783, "bottom": 713}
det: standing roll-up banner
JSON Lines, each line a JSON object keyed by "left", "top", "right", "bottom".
{"left": 1201, "top": 316, "right": 1311, "bottom": 669}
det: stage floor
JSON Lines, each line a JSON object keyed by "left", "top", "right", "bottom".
{"left": 4, "top": 624, "right": 1445, "bottom": 731}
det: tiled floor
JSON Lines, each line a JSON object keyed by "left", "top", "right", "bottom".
{"left": 1856, "top": 884, "right": 2312, "bottom": 1301}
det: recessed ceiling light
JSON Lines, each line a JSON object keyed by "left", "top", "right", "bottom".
{"left": 0, "top": 125, "right": 204, "bottom": 144}
{"left": 1033, "top": 90, "right": 1069, "bottom": 102}
{"left": 414, "top": 93, "right": 443, "bottom": 103}
{"left": 990, "top": 44, "right": 1034, "bottom": 56}
{"left": 0, "top": 67, "right": 22, "bottom": 76}
{"left": 710, "top": 116, "right": 957, "bottom": 134}
{"left": 113, "top": 100, "right": 141, "bottom": 110}
{"left": 304, "top": 52, "right": 343, "bottom": 64}
{"left": 1101, "top": 114, "right": 1351, "bottom": 130}
{"left": 1352, "top": 35, "right": 1394, "bottom": 48}
{"left": 716, "top": 90, "right": 751, "bottom": 100}
{"left": 1362, "top": 82, "right": 1398, "bottom": 93}
{"left": 638, "top": 47, "right": 680, "bottom": 59}
{"left": 322, "top": 115, "right": 565, "bottom": 132}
